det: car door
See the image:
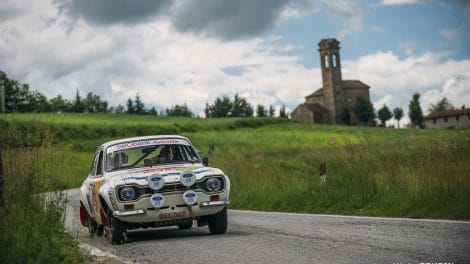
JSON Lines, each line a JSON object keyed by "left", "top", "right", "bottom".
{"left": 85, "top": 148, "right": 105, "bottom": 221}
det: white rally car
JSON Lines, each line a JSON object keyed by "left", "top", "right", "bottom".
{"left": 79, "top": 135, "right": 230, "bottom": 244}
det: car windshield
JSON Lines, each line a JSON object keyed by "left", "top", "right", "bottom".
{"left": 105, "top": 138, "right": 201, "bottom": 172}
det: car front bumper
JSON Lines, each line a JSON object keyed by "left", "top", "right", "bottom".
{"left": 111, "top": 191, "right": 229, "bottom": 222}
{"left": 112, "top": 199, "right": 230, "bottom": 218}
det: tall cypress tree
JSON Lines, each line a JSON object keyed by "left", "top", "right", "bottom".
{"left": 408, "top": 93, "right": 424, "bottom": 128}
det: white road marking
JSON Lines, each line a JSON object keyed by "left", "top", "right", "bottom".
{"left": 230, "top": 209, "right": 470, "bottom": 224}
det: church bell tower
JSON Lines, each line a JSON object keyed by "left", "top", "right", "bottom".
{"left": 319, "top": 38, "right": 343, "bottom": 124}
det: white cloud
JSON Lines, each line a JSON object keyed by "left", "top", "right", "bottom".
{"left": 318, "top": 0, "right": 363, "bottom": 39}
{"left": 1, "top": 0, "right": 468, "bottom": 123}
{"left": 373, "top": 94, "right": 393, "bottom": 110}
{"left": 343, "top": 51, "right": 470, "bottom": 126}
{"left": 371, "top": 25, "right": 384, "bottom": 33}
{"left": 422, "top": 75, "right": 470, "bottom": 112}
{"left": 398, "top": 40, "right": 420, "bottom": 56}
{"left": 0, "top": 1, "right": 316, "bottom": 116}
{"left": 380, "top": 0, "right": 422, "bottom": 6}
{"left": 280, "top": 7, "right": 303, "bottom": 19}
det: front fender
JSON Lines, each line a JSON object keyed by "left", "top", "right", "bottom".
{"left": 98, "top": 181, "right": 117, "bottom": 213}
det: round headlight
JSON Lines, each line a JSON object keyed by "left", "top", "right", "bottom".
{"left": 206, "top": 178, "right": 222, "bottom": 192}
{"left": 120, "top": 187, "right": 136, "bottom": 201}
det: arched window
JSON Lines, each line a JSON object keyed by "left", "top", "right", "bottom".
{"left": 324, "top": 54, "right": 329, "bottom": 68}
{"left": 332, "top": 54, "right": 337, "bottom": 68}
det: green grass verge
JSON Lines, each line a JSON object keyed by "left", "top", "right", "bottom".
{"left": 0, "top": 130, "right": 86, "bottom": 263}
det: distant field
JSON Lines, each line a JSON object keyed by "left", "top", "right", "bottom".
{"left": 2, "top": 112, "right": 237, "bottom": 125}
{"left": 2, "top": 113, "right": 469, "bottom": 219}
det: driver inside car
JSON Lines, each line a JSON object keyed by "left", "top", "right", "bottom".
{"left": 158, "top": 146, "right": 174, "bottom": 162}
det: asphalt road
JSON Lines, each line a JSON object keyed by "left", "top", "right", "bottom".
{"left": 66, "top": 189, "right": 470, "bottom": 264}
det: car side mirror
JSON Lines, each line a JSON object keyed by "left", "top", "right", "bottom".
{"left": 201, "top": 157, "right": 209, "bottom": 166}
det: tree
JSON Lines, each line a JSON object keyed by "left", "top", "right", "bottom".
{"left": 393, "top": 107, "right": 404, "bottom": 128}
{"left": 268, "top": 105, "right": 275, "bottom": 117}
{"left": 354, "top": 96, "right": 375, "bottom": 125}
{"left": 83, "top": 92, "right": 108, "bottom": 113}
{"left": 166, "top": 104, "right": 193, "bottom": 117}
{"left": 256, "top": 104, "right": 267, "bottom": 117}
{"left": 205, "top": 94, "right": 253, "bottom": 118}
{"left": 50, "top": 95, "right": 72, "bottom": 112}
{"left": 408, "top": 93, "right": 424, "bottom": 128}
{"left": 26, "top": 90, "right": 50, "bottom": 112}
{"left": 231, "top": 94, "right": 253, "bottom": 117}
{"left": 204, "top": 103, "right": 210, "bottom": 118}
{"left": 0, "top": 70, "right": 117, "bottom": 113}
{"left": 340, "top": 107, "right": 351, "bottom": 125}
{"left": 279, "top": 105, "right": 288, "bottom": 118}
{"left": 134, "top": 93, "right": 145, "bottom": 115}
{"left": 72, "top": 90, "right": 85, "bottom": 113}
{"left": 126, "top": 98, "right": 134, "bottom": 114}
{"left": 206, "top": 96, "right": 232, "bottom": 117}
{"left": 148, "top": 106, "right": 158, "bottom": 116}
{"left": 114, "top": 104, "right": 125, "bottom": 114}
{"left": 1, "top": 70, "right": 30, "bottom": 112}
{"left": 428, "top": 97, "right": 454, "bottom": 113}
{"left": 377, "top": 104, "right": 392, "bottom": 127}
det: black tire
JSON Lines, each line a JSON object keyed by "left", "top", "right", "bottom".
{"left": 107, "top": 210, "right": 127, "bottom": 244}
{"left": 208, "top": 207, "right": 227, "bottom": 235}
{"left": 178, "top": 220, "right": 193, "bottom": 230}
{"left": 87, "top": 213, "right": 98, "bottom": 235}
{"left": 97, "top": 225, "right": 104, "bottom": 237}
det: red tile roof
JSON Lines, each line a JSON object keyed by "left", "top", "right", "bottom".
{"left": 424, "top": 108, "right": 470, "bottom": 120}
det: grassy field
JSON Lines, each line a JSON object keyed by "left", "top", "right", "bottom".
{"left": 187, "top": 125, "right": 469, "bottom": 218}
{"left": 1, "top": 113, "right": 469, "bottom": 261}
{"left": 2, "top": 113, "right": 468, "bottom": 218}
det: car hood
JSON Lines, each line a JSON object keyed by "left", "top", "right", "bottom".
{"left": 105, "top": 164, "right": 225, "bottom": 187}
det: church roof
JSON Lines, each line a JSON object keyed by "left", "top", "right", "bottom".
{"left": 303, "top": 103, "right": 328, "bottom": 113}
{"left": 305, "top": 79, "right": 369, "bottom": 99}
{"left": 306, "top": 88, "right": 323, "bottom": 99}
{"left": 341, "top": 80, "right": 370, "bottom": 89}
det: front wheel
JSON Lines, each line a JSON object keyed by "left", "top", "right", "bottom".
{"left": 208, "top": 207, "right": 227, "bottom": 235}
{"left": 87, "top": 213, "right": 98, "bottom": 235}
{"left": 178, "top": 220, "right": 193, "bottom": 230}
{"left": 107, "top": 210, "right": 127, "bottom": 244}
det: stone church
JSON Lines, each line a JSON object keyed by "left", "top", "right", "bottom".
{"left": 291, "top": 38, "right": 370, "bottom": 124}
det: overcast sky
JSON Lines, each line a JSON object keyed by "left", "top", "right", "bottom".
{"left": 1, "top": 0, "right": 469, "bottom": 125}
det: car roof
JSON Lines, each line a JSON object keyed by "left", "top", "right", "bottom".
{"left": 100, "top": 135, "right": 191, "bottom": 149}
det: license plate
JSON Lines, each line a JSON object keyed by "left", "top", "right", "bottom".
{"left": 158, "top": 211, "right": 187, "bottom": 221}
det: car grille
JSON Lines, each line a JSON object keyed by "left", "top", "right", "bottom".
{"left": 116, "top": 176, "right": 225, "bottom": 202}
{"left": 144, "top": 182, "right": 201, "bottom": 194}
